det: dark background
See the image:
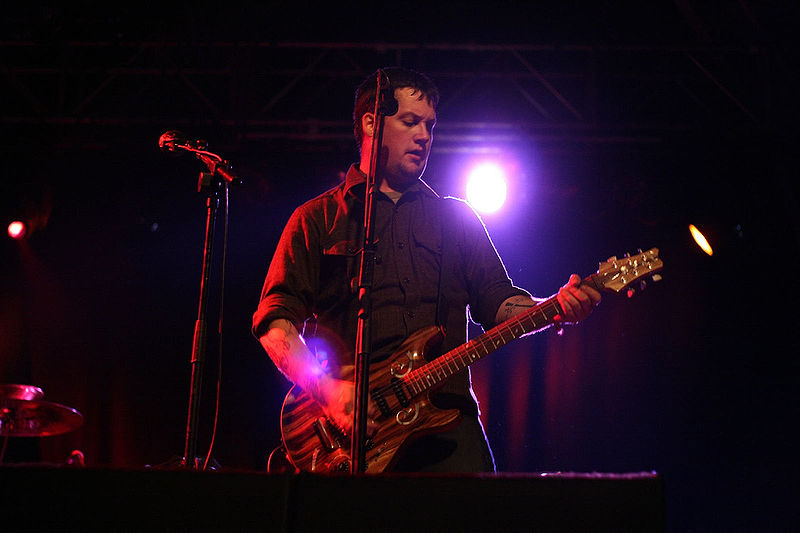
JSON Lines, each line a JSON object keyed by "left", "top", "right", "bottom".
{"left": 1, "top": 2, "right": 798, "bottom": 531}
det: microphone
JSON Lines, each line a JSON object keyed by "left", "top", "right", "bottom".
{"left": 159, "top": 130, "right": 242, "bottom": 186}
{"left": 158, "top": 130, "right": 207, "bottom": 154}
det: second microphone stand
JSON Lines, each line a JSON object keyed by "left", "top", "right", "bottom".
{"left": 181, "top": 147, "right": 241, "bottom": 470}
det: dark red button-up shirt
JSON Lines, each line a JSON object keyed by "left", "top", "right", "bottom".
{"left": 253, "top": 164, "right": 528, "bottom": 404}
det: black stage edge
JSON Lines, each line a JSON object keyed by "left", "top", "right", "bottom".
{"left": 0, "top": 467, "right": 664, "bottom": 531}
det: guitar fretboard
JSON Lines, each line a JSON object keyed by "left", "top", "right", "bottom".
{"left": 400, "top": 304, "right": 535, "bottom": 396}
{"left": 401, "top": 272, "right": 605, "bottom": 396}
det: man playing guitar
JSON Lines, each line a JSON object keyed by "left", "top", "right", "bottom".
{"left": 253, "top": 67, "right": 601, "bottom": 473}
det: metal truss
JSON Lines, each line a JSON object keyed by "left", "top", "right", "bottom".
{"left": 0, "top": 39, "right": 788, "bottom": 154}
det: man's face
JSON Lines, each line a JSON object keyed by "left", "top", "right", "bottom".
{"left": 377, "top": 87, "right": 437, "bottom": 190}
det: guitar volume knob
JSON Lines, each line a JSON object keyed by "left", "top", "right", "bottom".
{"left": 330, "top": 455, "right": 351, "bottom": 472}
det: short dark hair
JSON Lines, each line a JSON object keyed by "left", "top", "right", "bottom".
{"left": 353, "top": 67, "right": 440, "bottom": 145}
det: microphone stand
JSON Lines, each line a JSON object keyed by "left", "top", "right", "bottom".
{"left": 351, "top": 71, "right": 393, "bottom": 474}
{"left": 179, "top": 146, "right": 242, "bottom": 470}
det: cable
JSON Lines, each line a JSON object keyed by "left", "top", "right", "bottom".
{"left": 203, "top": 181, "right": 229, "bottom": 471}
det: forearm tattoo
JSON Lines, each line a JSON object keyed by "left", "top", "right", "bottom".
{"left": 502, "top": 300, "right": 534, "bottom": 321}
{"left": 271, "top": 339, "right": 293, "bottom": 376}
{"left": 264, "top": 328, "right": 326, "bottom": 401}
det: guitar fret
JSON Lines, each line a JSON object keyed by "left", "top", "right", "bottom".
{"left": 442, "top": 359, "right": 453, "bottom": 378}
{"left": 542, "top": 301, "right": 558, "bottom": 321}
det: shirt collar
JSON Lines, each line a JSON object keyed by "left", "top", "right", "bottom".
{"left": 344, "top": 163, "right": 440, "bottom": 201}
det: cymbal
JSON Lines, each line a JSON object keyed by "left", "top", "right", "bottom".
{"left": 0, "top": 399, "right": 84, "bottom": 437}
{"left": 0, "top": 384, "right": 44, "bottom": 401}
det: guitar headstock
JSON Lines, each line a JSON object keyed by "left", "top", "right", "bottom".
{"left": 596, "top": 248, "right": 663, "bottom": 295}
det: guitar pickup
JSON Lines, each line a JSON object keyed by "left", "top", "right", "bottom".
{"left": 312, "top": 417, "right": 339, "bottom": 451}
{"left": 391, "top": 380, "right": 410, "bottom": 407}
{"left": 371, "top": 388, "right": 392, "bottom": 417}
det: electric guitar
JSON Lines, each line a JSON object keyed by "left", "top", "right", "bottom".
{"left": 280, "top": 248, "right": 663, "bottom": 473}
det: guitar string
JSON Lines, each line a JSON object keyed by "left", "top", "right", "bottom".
{"left": 375, "top": 262, "right": 666, "bottom": 402}
{"left": 393, "top": 297, "right": 564, "bottom": 398}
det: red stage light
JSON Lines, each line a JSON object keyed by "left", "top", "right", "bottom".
{"left": 8, "top": 221, "right": 27, "bottom": 240}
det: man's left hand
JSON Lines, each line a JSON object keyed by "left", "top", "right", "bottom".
{"left": 556, "top": 273, "right": 602, "bottom": 324}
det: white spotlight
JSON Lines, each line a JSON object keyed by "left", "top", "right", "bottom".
{"left": 465, "top": 163, "right": 508, "bottom": 214}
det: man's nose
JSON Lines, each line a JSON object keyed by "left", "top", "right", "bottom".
{"left": 415, "top": 125, "right": 431, "bottom": 144}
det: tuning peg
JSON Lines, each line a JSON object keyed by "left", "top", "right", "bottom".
{"left": 639, "top": 280, "right": 647, "bottom": 291}
{"left": 652, "top": 274, "right": 662, "bottom": 282}
{"left": 627, "top": 288, "right": 635, "bottom": 298}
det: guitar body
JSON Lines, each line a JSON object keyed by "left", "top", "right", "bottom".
{"left": 280, "top": 326, "right": 462, "bottom": 474}
{"left": 279, "top": 248, "right": 663, "bottom": 474}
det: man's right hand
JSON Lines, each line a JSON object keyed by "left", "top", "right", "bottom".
{"left": 260, "top": 319, "right": 379, "bottom": 437}
{"left": 318, "top": 375, "right": 379, "bottom": 436}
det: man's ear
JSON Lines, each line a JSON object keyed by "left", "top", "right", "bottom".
{"left": 361, "top": 112, "right": 375, "bottom": 138}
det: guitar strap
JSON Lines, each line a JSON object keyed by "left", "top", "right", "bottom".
{"left": 435, "top": 197, "right": 457, "bottom": 330}
{"left": 432, "top": 198, "right": 477, "bottom": 409}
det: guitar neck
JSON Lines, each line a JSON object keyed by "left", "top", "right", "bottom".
{"left": 402, "top": 273, "right": 603, "bottom": 396}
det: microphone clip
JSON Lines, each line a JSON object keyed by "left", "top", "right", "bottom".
{"left": 197, "top": 159, "right": 242, "bottom": 194}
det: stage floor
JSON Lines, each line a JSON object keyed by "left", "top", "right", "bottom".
{"left": 1, "top": 466, "right": 663, "bottom": 531}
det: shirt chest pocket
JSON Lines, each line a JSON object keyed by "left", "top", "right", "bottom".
{"left": 411, "top": 223, "right": 443, "bottom": 257}
{"left": 321, "top": 240, "right": 360, "bottom": 294}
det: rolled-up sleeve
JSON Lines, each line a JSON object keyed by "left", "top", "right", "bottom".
{"left": 252, "top": 205, "right": 320, "bottom": 338}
